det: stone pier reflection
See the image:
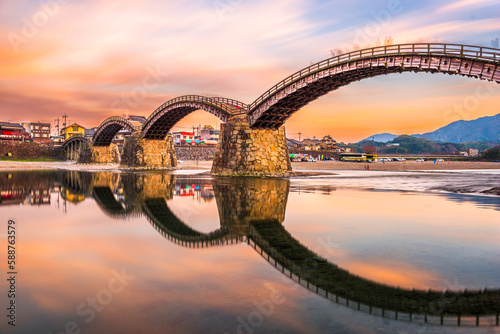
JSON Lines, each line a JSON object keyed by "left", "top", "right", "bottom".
{"left": 213, "top": 177, "right": 290, "bottom": 235}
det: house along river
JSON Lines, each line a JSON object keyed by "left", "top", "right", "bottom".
{"left": 0, "top": 169, "right": 499, "bottom": 334}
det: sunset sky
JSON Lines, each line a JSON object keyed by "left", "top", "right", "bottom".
{"left": 1, "top": 0, "right": 499, "bottom": 142}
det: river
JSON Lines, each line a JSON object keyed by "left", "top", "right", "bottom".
{"left": 0, "top": 169, "right": 499, "bottom": 334}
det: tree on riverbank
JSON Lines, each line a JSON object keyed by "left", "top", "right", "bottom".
{"left": 478, "top": 146, "right": 500, "bottom": 161}
{"left": 351, "top": 135, "right": 499, "bottom": 155}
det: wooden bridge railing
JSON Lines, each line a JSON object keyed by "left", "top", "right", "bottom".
{"left": 95, "top": 116, "right": 141, "bottom": 132}
{"left": 145, "top": 95, "right": 246, "bottom": 127}
{"left": 211, "top": 97, "right": 248, "bottom": 113}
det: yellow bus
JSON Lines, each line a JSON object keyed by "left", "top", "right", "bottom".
{"left": 339, "top": 153, "right": 366, "bottom": 162}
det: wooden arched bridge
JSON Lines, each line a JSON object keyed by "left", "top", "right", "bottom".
{"left": 248, "top": 43, "right": 500, "bottom": 127}
{"left": 63, "top": 43, "right": 500, "bottom": 175}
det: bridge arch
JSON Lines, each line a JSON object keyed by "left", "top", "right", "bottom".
{"left": 249, "top": 219, "right": 500, "bottom": 325}
{"left": 142, "top": 95, "right": 247, "bottom": 140}
{"left": 92, "top": 186, "right": 140, "bottom": 219}
{"left": 93, "top": 116, "right": 139, "bottom": 146}
{"left": 249, "top": 43, "right": 500, "bottom": 127}
{"left": 62, "top": 136, "right": 89, "bottom": 161}
{"left": 61, "top": 135, "right": 87, "bottom": 149}
{"left": 142, "top": 197, "right": 242, "bottom": 248}
{"left": 61, "top": 171, "right": 93, "bottom": 195}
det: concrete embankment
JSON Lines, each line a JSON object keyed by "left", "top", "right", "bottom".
{"left": 175, "top": 146, "right": 215, "bottom": 161}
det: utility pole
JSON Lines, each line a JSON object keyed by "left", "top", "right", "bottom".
{"left": 54, "top": 117, "right": 60, "bottom": 136}
{"left": 298, "top": 132, "right": 302, "bottom": 142}
{"left": 62, "top": 113, "right": 68, "bottom": 129}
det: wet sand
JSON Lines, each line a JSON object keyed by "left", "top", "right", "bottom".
{"left": 291, "top": 160, "right": 500, "bottom": 171}
{"left": 0, "top": 159, "right": 499, "bottom": 172}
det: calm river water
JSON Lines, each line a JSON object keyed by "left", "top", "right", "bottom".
{"left": 0, "top": 169, "right": 499, "bottom": 334}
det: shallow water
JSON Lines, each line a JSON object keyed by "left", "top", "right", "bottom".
{"left": 0, "top": 170, "right": 499, "bottom": 334}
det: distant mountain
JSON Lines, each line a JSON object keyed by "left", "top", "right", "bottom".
{"left": 413, "top": 114, "right": 500, "bottom": 143}
{"left": 359, "top": 133, "right": 398, "bottom": 143}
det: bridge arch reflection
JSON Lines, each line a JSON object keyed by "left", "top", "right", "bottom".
{"left": 247, "top": 219, "right": 500, "bottom": 326}
{"left": 76, "top": 171, "right": 500, "bottom": 326}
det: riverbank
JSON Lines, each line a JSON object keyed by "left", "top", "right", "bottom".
{"left": 291, "top": 160, "right": 500, "bottom": 171}
{"left": 1, "top": 159, "right": 499, "bottom": 172}
{"left": 0, "top": 160, "right": 213, "bottom": 171}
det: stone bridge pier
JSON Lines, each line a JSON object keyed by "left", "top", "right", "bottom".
{"left": 92, "top": 144, "right": 121, "bottom": 163}
{"left": 213, "top": 177, "right": 290, "bottom": 235}
{"left": 121, "top": 132, "right": 177, "bottom": 168}
{"left": 211, "top": 115, "right": 292, "bottom": 176}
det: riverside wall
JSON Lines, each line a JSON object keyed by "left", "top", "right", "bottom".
{"left": 175, "top": 146, "right": 216, "bottom": 161}
{"left": 0, "top": 141, "right": 65, "bottom": 160}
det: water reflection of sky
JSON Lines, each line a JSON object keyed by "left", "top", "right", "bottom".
{"left": 0, "top": 171, "right": 499, "bottom": 334}
{"left": 284, "top": 187, "right": 500, "bottom": 291}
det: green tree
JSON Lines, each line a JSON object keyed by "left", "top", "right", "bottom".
{"left": 481, "top": 147, "right": 500, "bottom": 160}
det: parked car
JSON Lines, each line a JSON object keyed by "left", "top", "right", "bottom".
{"left": 436, "top": 158, "right": 445, "bottom": 162}
{"left": 307, "top": 158, "right": 317, "bottom": 162}
{"left": 415, "top": 158, "right": 424, "bottom": 162}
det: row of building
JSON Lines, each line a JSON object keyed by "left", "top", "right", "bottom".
{"left": 0, "top": 119, "right": 222, "bottom": 147}
{"left": 0, "top": 178, "right": 215, "bottom": 207}
{"left": 287, "top": 135, "right": 350, "bottom": 152}
{"left": 1, "top": 119, "right": 347, "bottom": 152}
{"left": 0, "top": 121, "right": 89, "bottom": 144}
{"left": 171, "top": 125, "right": 220, "bottom": 145}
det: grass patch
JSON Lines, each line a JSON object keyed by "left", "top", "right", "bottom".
{"left": 0, "top": 157, "right": 61, "bottom": 162}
